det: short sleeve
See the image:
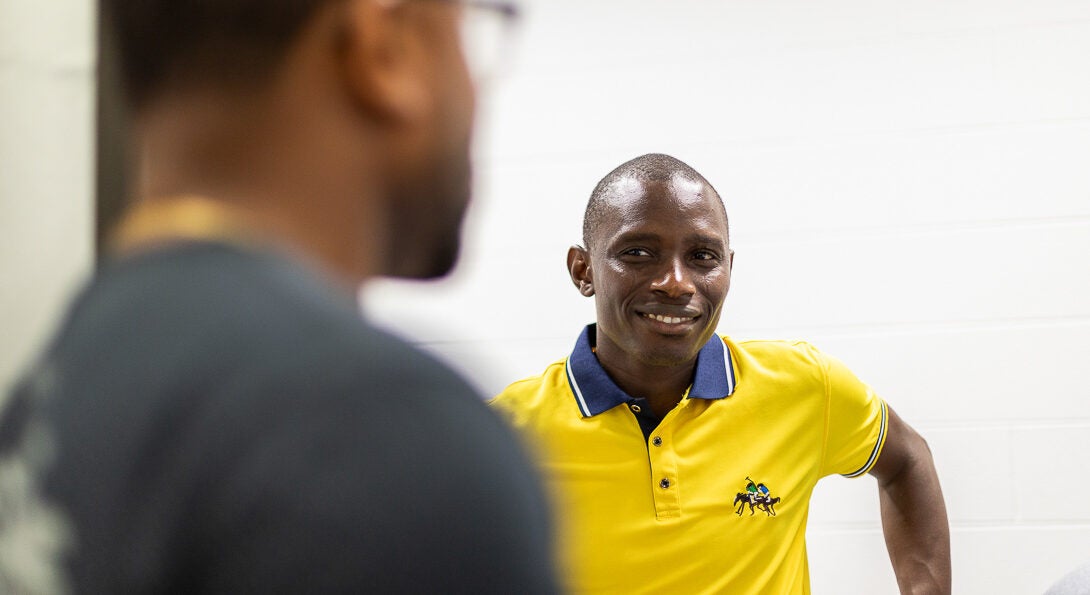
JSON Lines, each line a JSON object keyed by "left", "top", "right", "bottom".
{"left": 818, "top": 350, "right": 888, "bottom": 478}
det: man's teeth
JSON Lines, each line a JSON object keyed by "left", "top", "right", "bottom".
{"left": 645, "top": 313, "right": 692, "bottom": 324}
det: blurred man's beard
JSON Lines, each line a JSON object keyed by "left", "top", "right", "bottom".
{"left": 383, "top": 146, "right": 471, "bottom": 280}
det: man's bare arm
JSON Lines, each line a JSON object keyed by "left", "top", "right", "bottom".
{"left": 868, "top": 405, "right": 951, "bottom": 595}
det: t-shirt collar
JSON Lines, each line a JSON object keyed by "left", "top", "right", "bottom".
{"left": 565, "top": 324, "right": 738, "bottom": 418}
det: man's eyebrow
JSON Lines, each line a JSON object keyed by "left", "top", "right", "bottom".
{"left": 611, "top": 231, "right": 661, "bottom": 244}
{"left": 689, "top": 234, "right": 727, "bottom": 248}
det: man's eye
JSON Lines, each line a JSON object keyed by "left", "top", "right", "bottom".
{"left": 693, "top": 250, "right": 718, "bottom": 261}
{"left": 622, "top": 248, "right": 651, "bottom": 257}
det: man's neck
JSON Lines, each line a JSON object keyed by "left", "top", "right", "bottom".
{"left": 127, "top": 87, "right": 388, "bottom": 288}
{"left": 593, "top": 336, "right": 697, "bottom": 419}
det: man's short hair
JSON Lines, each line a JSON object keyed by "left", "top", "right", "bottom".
{"left": 104, "top": 0, "right": 333, "bottom": 108}
{"left": 582, "top": 153, "right": 727, "bottom": 248}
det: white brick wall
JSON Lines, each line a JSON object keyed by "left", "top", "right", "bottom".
{"left": 365, "top": 1, "right": 1090, "bottom": 592}
{"left": 3, "top": 0, "right": 1087, "bottom": 592}
{"left": 0, "top": 0, "right": 95, "bottom": 393}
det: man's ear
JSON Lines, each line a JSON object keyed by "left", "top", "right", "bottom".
{"left": 336, "top": 0, "right": 429, "bottom": 125}
{"left": 567, "top": 245, "right": 595, "bottom": 297}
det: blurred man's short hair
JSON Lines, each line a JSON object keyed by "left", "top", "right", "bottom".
{"left": 104, "top": 0, "right": 332, "bottom": 107}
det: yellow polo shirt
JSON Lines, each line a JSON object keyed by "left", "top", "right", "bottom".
{"left": 490, "top": 324, "right": 887, "bottom": 594}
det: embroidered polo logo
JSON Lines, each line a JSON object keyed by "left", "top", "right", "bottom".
{"left": 733, "top": 476, "right": 780, "bottom": 517}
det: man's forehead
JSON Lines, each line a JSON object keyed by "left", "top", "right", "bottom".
{"left": 589, "top": 176, "right": 726, "bottom": 249}
{"left": 599, "top": 175, "right": 721, "bottom": 222}
{"left": 602, "top": 174, "right": 711, "bottom": 204}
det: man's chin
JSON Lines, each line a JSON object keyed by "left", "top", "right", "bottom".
{"left": 636, "top": 346, "right": 704, "bottom": 368}
{"left": 634, "top": 330, "right": 714, "bottom": 367}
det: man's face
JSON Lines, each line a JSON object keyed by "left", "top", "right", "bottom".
{"left": 384, "top": 3, "right": 476, "bottom": 279}
{"left": 581, "top": 176, "right": 733, "bottom": 368}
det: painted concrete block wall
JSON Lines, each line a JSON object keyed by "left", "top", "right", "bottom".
{"left": 0, "top": 0, "right": 95, "bottom": 393}
{"left": 364, "top": 1, "right": 1090, "bottom": 593}
{"left": 3, "top": 0, "right": 1087, "bottom": 592}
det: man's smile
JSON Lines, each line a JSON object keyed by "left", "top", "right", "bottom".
{"left": 640, "top": 312, "right": 696, "bottom": 325}
{"left": 636, "top": 308, "right": 703, "bottom": 335}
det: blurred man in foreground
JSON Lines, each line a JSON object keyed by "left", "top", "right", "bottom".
{"left": 0, "top": 1, "right": 557, "bottom": 592}
{"left": 491, "top": 153, "right": 950, "bottom": 594}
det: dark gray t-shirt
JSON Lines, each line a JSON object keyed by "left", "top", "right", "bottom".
{"left": 0, "top": 242, "right": 557, "bottom": 593}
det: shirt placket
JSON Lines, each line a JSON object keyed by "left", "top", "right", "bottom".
{"left": 646, "top": 406, "right": 683, "bottom": 519}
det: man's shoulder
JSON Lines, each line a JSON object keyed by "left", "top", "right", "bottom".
{"left": 489, "top": 358, "right": 569, "bottom": 413}
{"left": 80, "top": 242, "right": 367, "bottom": 356}
{"left": 725, "top": 336, "right": 826, "bottom": 367}
{"left": 78, "top": 242, "right": 350, "bottom": 326}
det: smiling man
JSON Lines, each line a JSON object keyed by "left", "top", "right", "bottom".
{"left": 490, "top": 153, "right": 951, "bottom": 594}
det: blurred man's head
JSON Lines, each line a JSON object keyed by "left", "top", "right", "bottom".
{"left": 105, "top": 0, "right": 497, "bottom": 280}
{"left": 568, "top": 154, "right": 733, "bottom": 368}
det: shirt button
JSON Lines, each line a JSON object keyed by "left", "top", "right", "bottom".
{"left": 659, "top": 478, "right": 671, "bottom": 489}
{"left": 629, "top": 404, "right": 641, "bottom": 413}
{"left": 652, "top": 436, "right": 663, "bottom": 447}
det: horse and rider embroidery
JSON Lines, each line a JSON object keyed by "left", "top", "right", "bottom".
{"left": 734, "top": 477, "right": 781, "bottom": 517}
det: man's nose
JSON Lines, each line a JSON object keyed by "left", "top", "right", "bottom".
{"left": 649, "top": 258, "right": 696, "bottom": 298}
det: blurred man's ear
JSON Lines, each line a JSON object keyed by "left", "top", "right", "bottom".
{"left": 336, "top": 0, "right": 430, "bottom": 125}
{"left": 567, "top": 245, "right": 595, "bottom": 297}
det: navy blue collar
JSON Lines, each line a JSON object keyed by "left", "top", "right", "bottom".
{"left": 564, "top": 324, "right": 737, "bottom": 418}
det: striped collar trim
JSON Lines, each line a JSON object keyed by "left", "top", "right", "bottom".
{"left": 565, "top": 324, "right": 738, "bottom": 418}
